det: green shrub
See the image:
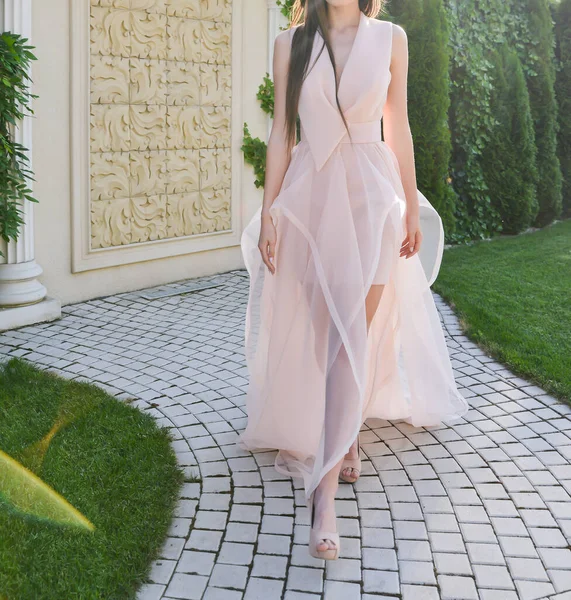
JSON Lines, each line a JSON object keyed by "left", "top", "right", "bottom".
{"left": 388, "top": 0, "right": 457, "bottom": 237}
{"left": 481, "top": 46, "right": 538, "bottom": 233}
{"left": 555, "top": 0, "right": 571, "bottom": 216}
{"left": 515, "top": 0, "right": 563, "bottom": 226}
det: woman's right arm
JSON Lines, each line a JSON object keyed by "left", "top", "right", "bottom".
{"left": 258, "top": 29, "right": 293, "bottom": 275}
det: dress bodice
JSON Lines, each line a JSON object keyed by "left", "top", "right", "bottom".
{"left": 294, "top": 14, "right": 394, "bottom": 171}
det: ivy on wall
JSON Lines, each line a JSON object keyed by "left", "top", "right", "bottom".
{"left": 444, "top": 0, "right": 511, "bottom": 241}
{"left": 241, "top": 75, "right": 275, "bottom": 189}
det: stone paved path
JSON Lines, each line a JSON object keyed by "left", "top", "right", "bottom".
{"left": 1, "top": 271, "right": 571, "bottom": 600}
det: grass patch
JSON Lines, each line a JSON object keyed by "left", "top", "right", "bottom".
{"left": 433, "top": 219, "right": 571, "bottom": 402}
{"left": 0, "top": 358, "right": 185, "bottom": 600}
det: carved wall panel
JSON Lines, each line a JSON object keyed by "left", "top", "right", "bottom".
{"left": 89, "top": 0, "right": 232, "bottom": 249}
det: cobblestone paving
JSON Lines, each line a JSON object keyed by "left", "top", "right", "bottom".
{"left": 1, "top": 271, "right": 571, "bottom": 600}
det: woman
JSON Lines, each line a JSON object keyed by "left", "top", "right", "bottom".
{"left": 239, "top": 0, "right": 469, "bottom": 560}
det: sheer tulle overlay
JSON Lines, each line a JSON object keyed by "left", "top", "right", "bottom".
{"left": 239, "top": 15, "right": 469, "bottom": 503}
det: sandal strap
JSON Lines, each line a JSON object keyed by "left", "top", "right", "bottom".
{"left": 342, "top": 460, "right": 361, "bottom": 471}
{"left": 314, "top": 531, "right": 339, "bottom": 543}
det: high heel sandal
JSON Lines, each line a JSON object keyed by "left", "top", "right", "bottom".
{"left": 309, "top": 493, "right": 340, "bottom": 560}
{"left": 340, "top": 438, "right": 361, "bottom": 484}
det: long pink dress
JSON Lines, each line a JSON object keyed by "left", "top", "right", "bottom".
{"left": 239, "top": 15, "right": 469, "bottom": 503}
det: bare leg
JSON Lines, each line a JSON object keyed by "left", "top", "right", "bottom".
{"left": 312, "top": 456, "right": 344, "bottom": 552}
{"left": 341, "top": 284, "right": 386, "bottom": 480}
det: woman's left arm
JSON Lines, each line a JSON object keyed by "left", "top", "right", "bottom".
{"left": 382, "top": 23, "right": 422, "bottom": 259}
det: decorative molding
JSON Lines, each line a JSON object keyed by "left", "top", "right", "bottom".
{"left": 71, "top": 0, "right": 243, "bottom": 272}
{"left": 0, "top": 0, "right": 57, "bottom": 318}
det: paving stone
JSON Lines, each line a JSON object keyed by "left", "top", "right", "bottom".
{"left": 283, "top": 593, "right": 320, "bottom": 600}
{"left": 287, "top": 566, "right": 324, "bottom": 594}
{"left": 177, "top": 551, "right": 216, "bottom": 576}
{"left": 396, "top": 539, "right": 432, "bottom": 562}
{"left": 186, "top": 529, "right": 223, "bottom": 552}
{"left": 209, "top": 564, "right": 249, "bottom": 590}
{"left": 251, "top": 554, "right": 288, "bottom": 579}
{"left": 401, "top": 584, "right": 440, "bottom": 600}
{"left": 399, "top": 559, "right": 437, "bottom": 584}
{"left": 538, "top": 547, "right": 571, "bottom": 570}
{"left": 257, "top": 533, "right": 291, "bottom": 556}
{"left": 429, "top": 532, "right": 466, "bottom": 553}
{"left": 362, "top": 547, "right": 398, "bottom": 571}
{"left": 362, "top": 569, "right": 400, "bottom": 595}
{"left": 394, "top": 520, "right": 428, "bottom": 540}
{"left": 218, "top": 542, "right": 254, "bottom": 566}
{"left": 9, "top": 272, "right": 571, "bottom": 600}
{"left": 362, "top": 527, "right": 394, "bottom": 548}
{"left": 459, "top": 523, "right": 498, "bottom": 543}
{"left": 515, "top": 579, "right": 556, "bottom": 600}
{"left": 203, "top": 588, "right": 242, "bottom": 600}
{"left": 261, "top": 515, "right": 294, "bottom": 535}
{"left": 498, "top": 536, "right": 539, "bottom": 558}
{"left": 325, "top": 558, "right": 361, "bottom": 582}
{"left": 322, "top": 580, "right": 360, "bottom": 600}
{"left": 434, "top": 552, "right": 473, "bottom": 575}
{"left": 225, "top": 522, "right": 259, "bottom": 544}
{"left": 479, "top": 591, "right": 519, "bottom": 600}
{"left": 244, "top": 577, "right": 285, "bottom": 599}
{"left": 549, "top": 570, "right": 571, "bottom": 594}
{"left": 148, "top": 560, "right": 177, "bottom": 585}
{"left": 165, "top": 574, "right": 209, "bottom": 600}
{"left": 160, "top": 537, "right": 185, "bottom": 560}
{"left": 425, "top": 513, "right": 460, "bottom": 533}
{"left": 438, "top": 575, "right": 478, "bottom": 600}
{"left": 473, "top": 564, "right": 515, "bottom": 589}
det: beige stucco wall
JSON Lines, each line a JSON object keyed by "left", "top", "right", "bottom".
{"left": 32, "top": 0, "right": 266, "bottom": 305}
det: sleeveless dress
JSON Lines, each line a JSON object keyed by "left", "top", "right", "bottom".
{"left": 239, "top": 14, "right": 469, "bottom": 503}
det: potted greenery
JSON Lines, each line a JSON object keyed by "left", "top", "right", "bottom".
{"left": 0, "top": 31, "right": 37, "bottom": 259}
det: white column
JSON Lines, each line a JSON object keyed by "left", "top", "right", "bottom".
{"left": 0, "top": 0, "right": 60, "bottom": 329}
{"left": 266, "top": 0, "right": 289, "bottom": 139}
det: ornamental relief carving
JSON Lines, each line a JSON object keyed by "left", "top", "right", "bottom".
{"left": 89, "top": 0, "right": 232, "bottom": 250}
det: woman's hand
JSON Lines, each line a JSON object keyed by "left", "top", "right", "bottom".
{"left": 258, "top": 213, "right": 277, "bottom": 275}
{"left": 400, "top": 208, "right": 422, "bottom": 259}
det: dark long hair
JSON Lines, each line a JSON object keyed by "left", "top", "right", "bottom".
{"left": 285, "top": 0, "right": 385, "bottom": 150}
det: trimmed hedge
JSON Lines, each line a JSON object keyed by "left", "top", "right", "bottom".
{"left": 481, "top": 46, "right": 538, "bottom": 234}
{"left": 516, "top": 0, "right": 563, "bottom": 226}
{"left": 555, "top": 0, "right": 571, "bottom": 217}
{"left": 388, "top": 0, "right": 457, "bottom": 237}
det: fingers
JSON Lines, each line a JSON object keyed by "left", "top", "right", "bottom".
{"left": 259, "top": 240, "right": 276, "bottom": 274}
{"left": 399, "top": 231, "right": 422, "bottom": 259}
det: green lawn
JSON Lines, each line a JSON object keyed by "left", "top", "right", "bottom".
{"left": 433, "top": 219, "right": 571, "bottom": 402}
{"left": 0, "top": 359, "right": 185, "bottom": 600}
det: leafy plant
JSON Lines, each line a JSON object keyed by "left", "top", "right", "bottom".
{"left": 256, "top": 73, "right": 275, "bottom": 118}
{"left": 277, "top": 0, "right": 295, "bottom": 20}
{"left": 0, "top": 32, "right": 38, "bottom": 255}
{"left": 241, "top": 124, "right": 268, "bottom": 189}
{"left": 242, "top": 74, "right": 275, "bottom": 189}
